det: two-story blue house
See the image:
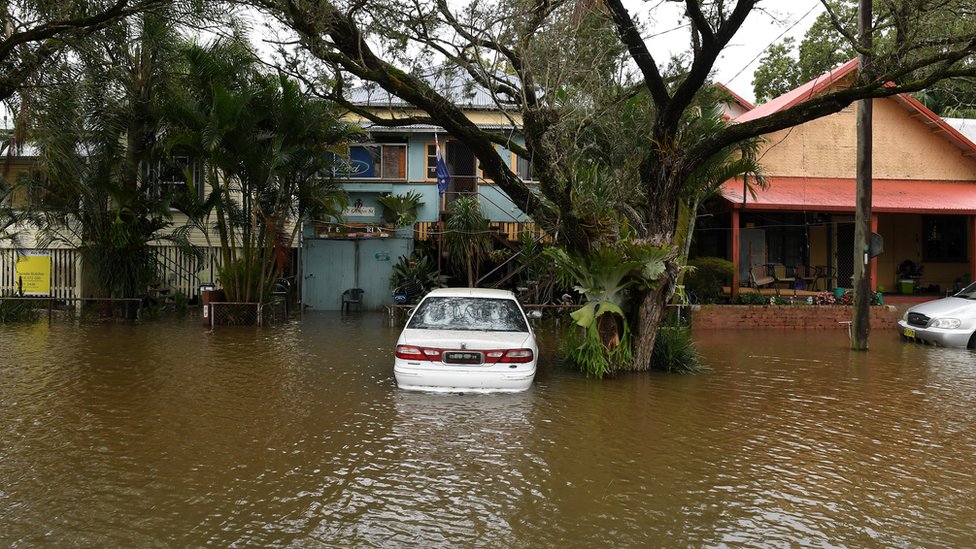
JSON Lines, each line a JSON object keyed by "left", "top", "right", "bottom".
{"left": 300, "top": 72, "right": 541, "bottom": 311}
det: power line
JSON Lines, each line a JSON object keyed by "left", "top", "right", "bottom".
{"left": 725, "top": 1, "right": 822, "bottom": 86}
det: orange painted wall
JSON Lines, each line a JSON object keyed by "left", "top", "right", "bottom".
{"left": 757, "top": 97, "right": 976, "bottom": 180}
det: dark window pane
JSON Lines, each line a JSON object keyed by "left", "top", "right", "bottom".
{"left": 922, "top": 215, "right": 968, "bottom": 262}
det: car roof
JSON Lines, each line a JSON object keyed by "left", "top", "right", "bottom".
{"left": 423, "top": 288, "right": 519, "bottom": 299}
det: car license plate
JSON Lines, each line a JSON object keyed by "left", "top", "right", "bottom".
{"left": 903, "top": 327, "right": 915, "bottom": 338}
{"left": 443, "top": 351, "right": 483, "bottom": 364}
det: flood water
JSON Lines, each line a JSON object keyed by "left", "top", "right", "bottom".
{"left": 1, "top": 313, "right": 975, "bottom": 547}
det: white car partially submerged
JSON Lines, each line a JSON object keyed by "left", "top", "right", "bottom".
{"left": 394, "top": 288, "right": 539, "bottom": 393}
{"left": 898, "top": 281, "right": 976, "bottom": 348}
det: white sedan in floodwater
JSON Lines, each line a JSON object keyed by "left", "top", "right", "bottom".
{"left": 394, "top": 288, "right": 540, "bottom": 393}
{"left": 898, "top": 281, "right": 976, "bottom": 348}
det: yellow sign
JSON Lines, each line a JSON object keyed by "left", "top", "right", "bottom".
{"left": 15, "top": 253, "right": 51, "bottom": 296}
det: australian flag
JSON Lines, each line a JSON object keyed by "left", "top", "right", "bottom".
{"left": 435, "top": 134, "right": 450, "bottom": 194}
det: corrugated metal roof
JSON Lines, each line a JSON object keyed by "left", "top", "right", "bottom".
{"left": 945, "top": 118, "right": 976, "bottom": 143}
{"left": 361, "top": 123, "right": 518, "bottom": 133}
{"left": 349, "top": 66, "right": 517, "bottom": 110}
{"left": 736, "top": 60, "right": 976, "bottom": 159}
{"left": 721, "top": 176, "right": 976, "bottom": 214}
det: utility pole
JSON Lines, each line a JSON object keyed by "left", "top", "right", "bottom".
{"left": 852, "top": 0, "right": 873, "bottom": 350}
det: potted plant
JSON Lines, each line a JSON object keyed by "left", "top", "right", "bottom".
{"left": 377, "top": 191, "right": 424, "bottom": 227}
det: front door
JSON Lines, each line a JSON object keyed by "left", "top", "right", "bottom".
{"left": 447, "top": 140, "right": 477, "bottom": 196}
{"left": 739, "top": 228, "right": 767, "bottom": 284}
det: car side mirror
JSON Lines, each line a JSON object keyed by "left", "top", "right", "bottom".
{"left": 527, "top": 310, "right": 543, "bottom": 319}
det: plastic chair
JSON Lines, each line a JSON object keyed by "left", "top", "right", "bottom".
{"left": 341, "top": 288, "right": 364, "bottom": 311}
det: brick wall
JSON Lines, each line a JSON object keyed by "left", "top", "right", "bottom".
{"left": 692, "top": 304, "right": 900, "bottom": 330}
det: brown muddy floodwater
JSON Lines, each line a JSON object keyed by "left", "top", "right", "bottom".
{"left": 1, "top": 313, "right": 975, "bottom": 547}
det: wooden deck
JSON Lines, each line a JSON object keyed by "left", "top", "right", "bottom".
{"left": 723, "top": 286, "right": 825, "bottom": 298}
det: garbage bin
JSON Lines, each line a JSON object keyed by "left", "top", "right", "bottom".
{"left": 899, "top": 279, "right": 914, "bottom": 295}
{"left": 833, "top": 287, "right": 846, "bottom": 300}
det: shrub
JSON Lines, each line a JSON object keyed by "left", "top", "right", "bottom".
{"left": 650, "top": 314, "right": 703, "bottom": 373}
{"left": 685, "top": 257, "right": 734, "bottom": 303}
{"left": 0, "top": 299, "right": 39, "bottom": 323}
{"left": 733, "top": 291, "right": 768, "bottom": 305}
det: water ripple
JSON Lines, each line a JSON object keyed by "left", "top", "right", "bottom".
{"left": 0, "top": 319, "right": 974, "bottom": 546}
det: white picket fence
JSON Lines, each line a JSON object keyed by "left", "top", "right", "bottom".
{"left": 0, "top": 248, "right": 79, "bottom": 299}
{"left": 0, "top": 246, "right": 225, "bottom": 300}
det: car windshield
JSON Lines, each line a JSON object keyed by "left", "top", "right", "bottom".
{"left": 954, "top": 281, "right": 976, "bottom": 299}
{"left": 407, "top": 297, "right": 529, "bottom": 332}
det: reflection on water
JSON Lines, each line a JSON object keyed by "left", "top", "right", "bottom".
{"left": 1, "top": 316, "right": 974, "bottom": 546}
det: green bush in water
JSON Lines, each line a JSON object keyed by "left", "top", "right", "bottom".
{"left": 0, "top": 299, "right": 39, "bottom": 323}
{"left": 685, "top": 257, "right": 734, "bottom": 303}
{"left": 650, "top": 314, "right": 703, "bottom": 373}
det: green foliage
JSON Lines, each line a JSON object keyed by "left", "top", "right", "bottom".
{"left": 443, "top": 195, "right": 491, "bottom": 287}
{"left": 389, "top": 254, "right": 444, "bottom": 294}
{"left": 685, "top": 257, "right": 734, "bottom": 304}
{"left": 173, "top": 292, "right": 189, "bottom": 312}
{"left": 562, "top": 321, "right": 634, "bottom": 379}
{"left": 0, "top": 299, "right": 39, "bottom": 323}
{"left": 162, "top": 38, "right": 358, "bottom": 302}
{"left": 752, "top": 39, "right": 803, "bottom": 103}
{"left": 14, "top": 13, "right": 185, "bottom": 298}
{"left": 377, "top": 191, "right": 424, "bottom": 227}
{"left": 547, "top": 242, "right": 669, "bottom": 378}
{"left": 650, "top": 315, "right": 702, "bottom": 374}
{"left": 217, "top": 260, "right": 267, "bottom": 302}
{"left": 733, "top": 292, "right": 770, "bottom": 305}
{"left": 751, "top": 0, "right": 976, "bottom": 117}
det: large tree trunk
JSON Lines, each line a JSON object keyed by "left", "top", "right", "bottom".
{"left": 629, "top": 160, "right": 683, "bottom": 370}
{"left": 631, "top": 261, "right": 680, "bottom": 370}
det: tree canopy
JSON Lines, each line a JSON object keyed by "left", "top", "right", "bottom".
{"left": 244, "top": 0, "right": 976, "bottom": 371}
{"left": 753, "top": 0, "right": 975, "bottom": 114}
{"left": 0, "top": 0, "right": 184, "bottom": 104}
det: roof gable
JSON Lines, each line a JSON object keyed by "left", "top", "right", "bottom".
{"left": 736, "top": 58, "right": 976, "bottom": 159}
{"left": 736, "top": 59, "right": 858, "bottom": 123}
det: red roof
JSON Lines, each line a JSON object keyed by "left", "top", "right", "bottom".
{"left": 721, "top": 177, "right": 976, "bottom": 214}
{"left": 736, "top": 59, "right": 858, "bottom": 123}
{"left": 733, "top": 57, "right": 976, "bottom": 161}
{"left": 715, "top": 83, "right": 754, "bottom": 111}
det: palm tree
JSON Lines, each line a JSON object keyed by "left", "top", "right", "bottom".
{"left": 161, "top": 38, "right": 357, "bottom": 302}
{"left": 673, "top": 105, "right": 766, "bottom": 294}
{"left": 444, "top": 195, "right": 492, "bottom": 287}
{"left": 14, "top": 12, "right": 192, "bottom": 299}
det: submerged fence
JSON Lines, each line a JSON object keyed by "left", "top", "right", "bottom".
{"left": 0, "top": 246, "right": 221, "bottom": 302}
{"left": 207, "top": 299, "right": 287, "bottom": 328}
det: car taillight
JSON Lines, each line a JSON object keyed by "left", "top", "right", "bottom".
{"left": 395, "top": 345, "right": 425, "bottom": 360}
{"left": 395, "top": 345, "right": 442, "bottom": 361}
{"left": 485, "top": 349, "right": 533, "bottom": 363}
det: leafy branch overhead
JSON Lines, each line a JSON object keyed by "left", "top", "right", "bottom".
{"left": 250, "top": 0, "right": 976, "bottom": 371}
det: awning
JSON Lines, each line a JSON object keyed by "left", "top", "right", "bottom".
{"left": 720, "top": 177, "right": 976, "bottom": 215}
